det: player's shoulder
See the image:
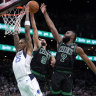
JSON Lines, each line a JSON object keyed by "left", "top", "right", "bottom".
{"left": 72, "top": 42, "right": 77, "bottom": 46}
{"left": 76, "top": 46, "right": 83, "bottom": 50}
{"left": 16, "top": 50, "right": 23, "bottom": 55}
{"left": 26, "top": 54, "right": 33, "bottom": 59}
{"left": 76, "top": 46, "right": 84, "bottom": 54}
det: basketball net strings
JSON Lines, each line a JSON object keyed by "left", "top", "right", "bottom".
{"left": 2, "top": 8, "right": 25, "bottom": 35}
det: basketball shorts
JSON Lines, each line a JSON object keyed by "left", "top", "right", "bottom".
{"left": 50, "top": 71, "right": 73, "bottom": 96}
{"left": 31, "top": 69, "right": 47, "bottom": 92}
{"left": 17, "top": 74, "right": 43, "bottom": 96}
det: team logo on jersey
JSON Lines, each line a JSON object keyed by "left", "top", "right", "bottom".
{"left": 37, "top": 89, "right": 40, "bottom": 94}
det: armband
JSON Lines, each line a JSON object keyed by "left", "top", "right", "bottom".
{"left": 25, "top": 21, "right": 30, "bottom": 26}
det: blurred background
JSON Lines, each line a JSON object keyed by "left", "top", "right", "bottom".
{"left": 0, "top": 0, "right": 96, "bottom": 96}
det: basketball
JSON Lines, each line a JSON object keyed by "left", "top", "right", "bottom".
{"left": 29, "top": 1, "right": 39, "bottom": 13}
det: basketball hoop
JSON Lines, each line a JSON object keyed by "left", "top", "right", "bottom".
{"left": 2, "top": 6, "right": 25, "bottom": 35}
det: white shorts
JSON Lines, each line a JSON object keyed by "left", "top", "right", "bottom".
{"left": 17, "top": 75, "right": 43, "bottom": 96}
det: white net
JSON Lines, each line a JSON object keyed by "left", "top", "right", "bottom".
{"left": 2, "top": 7, "right": 25, "bottom": 35}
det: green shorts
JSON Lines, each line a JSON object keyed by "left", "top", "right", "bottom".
{"left": 50, "top": 70, "right": 73, "bottom": 96}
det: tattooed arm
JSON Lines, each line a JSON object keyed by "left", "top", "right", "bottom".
{"left": 25, "top": 4, "right": 33, "bottom": 56}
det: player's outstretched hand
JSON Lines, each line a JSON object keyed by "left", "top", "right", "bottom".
{"left": 40, "top": 3, "right": 47, "bottom": 14}
{"left": 50, "top": 60, "right": 56, "bottom": 67}
{"left": 24, "top": 4, "right": 29, "bottom": 15}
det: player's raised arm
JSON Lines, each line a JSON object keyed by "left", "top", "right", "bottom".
{"left": 30, "top": 13, "right": 41, "bottom": 49}
{"left": 24, "top": 5, "right": 33, "bottom": 56}
{"left": 13, "top": 33, "right": 19, "bottom": 52}
{"left": 76, "top": 46, "right": 96, "bottom": 75}
{"left": 40, "top": 3, "right": 62, "bottom": 43}
{"left": 13, "top": 15, "right": 21, "bottom": 51}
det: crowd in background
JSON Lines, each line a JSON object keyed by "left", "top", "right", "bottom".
{"left": 73, "top": 79, "right": 96, "bottom": 96}
{"left": 0, "top": 74, "right": 20, "bottom": 96}
{"left": 0, "top": 59, "right": 20, "bottom": 96}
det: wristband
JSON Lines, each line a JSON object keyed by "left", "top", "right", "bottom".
{"left": 25, "top": 21, "right": 30, "bottom": 26}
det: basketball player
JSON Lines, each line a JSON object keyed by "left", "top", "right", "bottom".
{"left": 40, "top": 3, "right": 96, "bottom": 96}
{"left": 12, "top": 4, "right": 43, "bottom": 96}
{"left": 30, "top": 13, "right": 56, "bottom": 93}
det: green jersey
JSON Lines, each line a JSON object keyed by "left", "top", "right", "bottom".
{"left": 55, "top": 42, "right": 77, "bottom": 72}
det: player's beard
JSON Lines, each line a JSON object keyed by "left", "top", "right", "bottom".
{"left": 41, "top": 42, "right": 46, "bottom": 46}
{"left": 62, "top": 36, "right": 70, "bottom": 44}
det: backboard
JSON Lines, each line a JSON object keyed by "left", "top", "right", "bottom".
{"left": 0, "top": 0, "right": 30, "bottom": 16}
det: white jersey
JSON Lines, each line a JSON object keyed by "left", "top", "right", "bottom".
{"left": 12, "top": 50, "right": 32, "bottom": 80}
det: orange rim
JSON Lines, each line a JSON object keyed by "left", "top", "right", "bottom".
{"left": 2, "top": 14, "right": 21, "bottom": 16}
{"left": 0, "top": 6, "right": 24, "bottom": 17}
{"left": 16, "top": 6, "right": 24, "bottom": 9}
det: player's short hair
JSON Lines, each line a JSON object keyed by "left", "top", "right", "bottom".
{"left": 21, "top": 38, "right": 26, "bottom": 43}
{"left": 39, "top": 38, "right": 46, "bottom": 42}
{"left": 39, "top": 38, "right": 41, "bottom": 40}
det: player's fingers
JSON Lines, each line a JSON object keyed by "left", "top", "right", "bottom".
{"left": 42, "top": 3, "right": 46, "bottom": 7}
{"left": 26, "top": 2, "right": 30, "bottom": 8}
{"left": 40, "top": 3, "right": 43, "bottom": 8}
{"left": 41, "top": 3, "right": 45, "bottom": 8}
{"left": 23, "top": 5, "right": 26, "bottom": 11}
{"left": 50, "top": 63, "right": 54, "bottom": 67}
{"left": 20, "top": 11, "right": 24, "bottom": 15}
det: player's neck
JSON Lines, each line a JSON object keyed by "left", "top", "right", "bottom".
{"left": 24, "top": 47, "right": 27, "bottom": 53}
{"left": 66, "top": 40, "right": 73, "bottom": 45}
{"left": 42, "top": 46, "right": 46, "bottom": 49}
